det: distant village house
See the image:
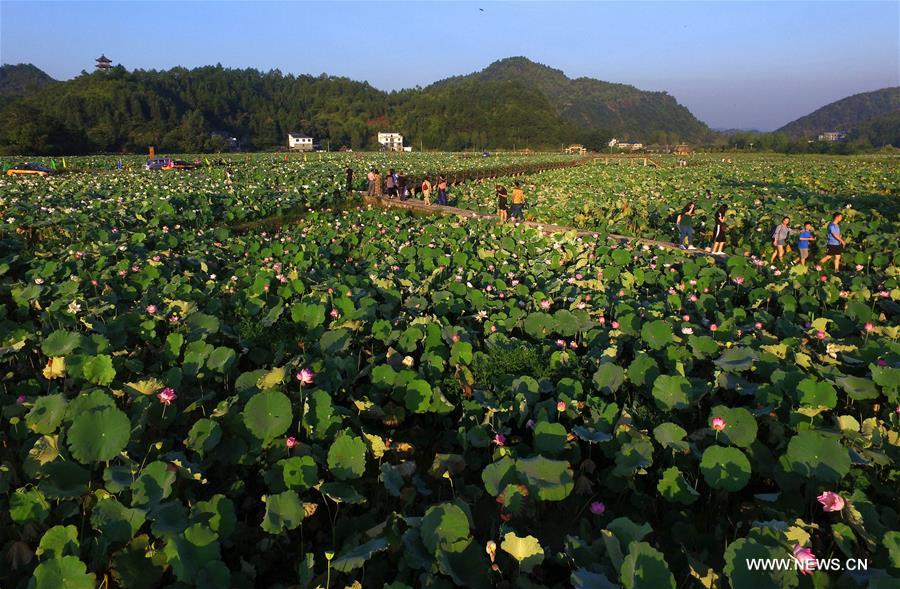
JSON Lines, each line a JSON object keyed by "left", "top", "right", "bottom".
{"left": 288, "top": 132, "right": 314, "bottom": 152}
{"left": 565, "top": 144, "right": 587, "bottom": 155}
{"left": 818, "top": 131, "right": 846, "bottom": 142}
{"left": 674, "top": 143, "right": 692, "bottom": 155}
{"left": 378, "top": 132, "right": 404, "bottom": 152}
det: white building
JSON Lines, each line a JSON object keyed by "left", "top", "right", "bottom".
{"left": 818, "top": 131, "right": 846, "bottom": 142}
{"left": 378, "top": 132, "right": 404, "bottom": 152}
{"left": 288, "top": 132, "right": 314, "bottom": 152}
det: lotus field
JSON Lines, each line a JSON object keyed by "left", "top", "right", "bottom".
{"left": 0, "top": 153, "right": 898, "bottom": 589}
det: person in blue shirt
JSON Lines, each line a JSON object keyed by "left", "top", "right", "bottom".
{"left": 819, "top": 212, "right": 845, "bottom": 272}
{"left": 797, "top": 221, "right": 816, "bottom": 266}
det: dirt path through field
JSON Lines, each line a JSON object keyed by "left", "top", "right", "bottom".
{"left": 360, "top": 193, "right": 722, "bottom": 258}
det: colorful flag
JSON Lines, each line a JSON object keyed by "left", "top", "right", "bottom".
{"left": 205, "top": 158, "right": 211, "bottom": 167}
{"left": 62, "top": 158, "right": 67, "bottom": 169}
{"left": 50, "top": 159, "right": 57, "bottom": 170}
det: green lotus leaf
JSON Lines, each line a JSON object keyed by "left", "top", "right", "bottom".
{"left": 320, "top": 328, "right": 350, "bottom": 355}
{"left": 261, "top": 490, "right": 305, "bottom": 534}
{"left": 206, "top": 346, "right": 236, "bottom": 373}
{"left": 32, "top": 556, "right": 96, "bottom": 589}
{"left": 710, "top": 405, "right": 758, "bottom": 448}
{"left": 724, "top": 536, "right": 799, "bottom": 589}
{"left": 38, "top": 460, "right": 90, "bottom": 499}
{"left": 82, "top": 354, "right": 116, "bottom": 386}
{"left": 795, "top": 378, "right": 837, "bottom": 408}
{"left": 640, "top": 319, "right": 673, "bottom": 350}
{"left": 327, "top": 430, "right": 367, "bottom": 480}
{"left": 534, "top": 421, "right": 568, "bottom": 455}
{"left": 653, "top": 422, "right": 688, "bottom": 452}
{"left": 41, "top": 330, "right": 82, "bottom": 357}
{"left": 449, "top": 340, "right": 473, "bottom": 365}
{"left": 516, "top": 455, "right": 574, "bottom": 501}
{"left": 36, "top": 525, "right": 79, "bottom": 560}
{"left": 91, "top": 498, "right": 146, "bottom": 544}
{"left": 279, "top": 456, "right": 319, "bottom": 491}
{"left": 191, "top": 495, "right": 236, "bottom": 539}
{"left": 700, "top": 445, "right": 752, "bottom": 491}
{"left": 420, "top": 502, "right": 471, "bottom": 553}
{"left": 26, "top": 394, "right": 67, "bottom": 434}
{"left": 242, "top": 390, "right": 292, "bottom": 443}
{"left": 835, "top": 375, "right": 879, "bottom": 401}
{"left": 500, "top": 532, "right": 544, "bottom": 573}
{"left": 571, "top": 425, "right": 613, "bottom": 443}
{"left": 627, "top": 352, "right": 659, "bottom": 387}
{"left": 131, "top": 461, "right": 176, "bottom": 507}
{"left": 482, "top": 456, "right": 516, "bottom": 496}
{"left": 163, "top": 523, "right": 221, "bottom": 582}
{"left": 332, "top": 537, "right": 390, "bottom": 573}
{"left": 714, "top": 347, "right": 758, "bottom": 372}
{"left": 524, "top": 312, "right": 554, "bottom": 339}
{"left": 657, "top": 466, "right": 700, "bottom": 505}
{"left": 784, "top": 430, "right": 850, "bottom": 482}
{"left": 186, "top": 418, "right": 222, "bottom": 454}
{"left": 67, "top": 407, "right": 130, "bottom": 464}
{"left": 593, "top": 362, "right": 625, "bottom": 394}
{"left": 651, "top": 374, "right": 692, "bottom": 411}
{"left": 290, "top": 302, "right": 325, "bottom": 329}
{"left": 620, "top": 541, "right": 676, "bottom": 589}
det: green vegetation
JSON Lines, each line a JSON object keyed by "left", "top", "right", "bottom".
{"left": 777, "top": 87, "right": 900, "bottom": 139}
{"left": 0, "top": 153, "right": 898, "bottom": 588}
{"left": 0, "top": 58, "right": 711, "bottom": 155}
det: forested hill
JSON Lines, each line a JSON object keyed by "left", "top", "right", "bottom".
{"left": 0, "top": 60, "right": 709, "bottom": 155}
{"left": 0, "top": 64, "right": 56, "bottom": 97}
{"left": 776, "top": 87, "right": 900, "bottom": 138}
{"left": 433, "top": 57, "right": 711, "bottom": 144}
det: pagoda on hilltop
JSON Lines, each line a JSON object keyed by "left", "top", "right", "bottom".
{"left": 95, "top": 54, "right": 113, "bottom": 72}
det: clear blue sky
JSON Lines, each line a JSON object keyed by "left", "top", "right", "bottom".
{"left": 2, "top": 1, "right": 897, "bottom": 131}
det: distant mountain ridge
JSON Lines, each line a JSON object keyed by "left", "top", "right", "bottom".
{"left": 433, "top": 57, "right": 710, "bottom": 142}
{"left": 0, "top": 58, "right": 711, "bottom": 154}
{"left": 0, "top": 64, "right": 56, "bottom": 98}
{"left": 776, "top": 87, "right": 900, "bottom": 138}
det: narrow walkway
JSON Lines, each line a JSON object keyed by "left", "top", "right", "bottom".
{"left": 361, "top": 194, "right": 720, "bottom": 257}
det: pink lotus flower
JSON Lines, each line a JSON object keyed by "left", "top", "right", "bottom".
{"left": 329, "top": 308, "right": 339, "bottom": 318}
{"left": 157, "top": 387, "right": 177, "bottom": 406}
{"left": 493, "top": 434, "right": 506, "bottom": 447}
{"left": 490, "top": 325, "right": 497, "bottom": 333}
{"left": 598, "top": 316, "right": 606, "bottom": 325}
{"left": 815, "top": 265, "right": 822, "bottom": 271}
{"left": 877, "top": 358, "right": 887, "bottom": 367}
{"left": 285, "top": 436, "right": 298, "bottom": 449}
{"left": 711, "top": 417, "right": 726, "bottom": 431}
{"left": 820, "top": 275, "right": 828, "bottom": 282}
{"left": 590, "top": 501, "right": 606, "bottom": 515}
{"left": 681, "top": 327, "right": 694, "bottom": 335}
{"left": 755, "top": 322, "right": 763, "bottom": 330}
{"left": 855, "top": 264, "right": 864, "bottom": 271}
{"left": 556, "top": 339, "right": 566, "bottom": 348}
{"left": 611, "top": 321, "right": 619, "bottom": 329}
{"left": 557, "top": 401, "right": 567, "bottom": 412}
{"left": 689, "top": 294, "right": 698, "bottom": 302}
{"left": 16, "top": 394, "right": 26, "bottom": 404}
{"left": 682, "top": 314, "right": 690, "bottom": 321}
{"left": 146, "top": 304, "right": 157, "bottom": 315}
{"left": 864, "top": 322, "right": 874, "bottom": 333}
{"left": 792, "top": 545, "right": 817, "bottom": 575}
{"left": 296, "top": 368, "right": 314, "bottom": 385}
{"left": 710, "top": 323, "right": 718, "bottom": 332}
{"left": 733, "top": 277, "right": 744, "bottom": 285}
{"left": 816, "top": 331, "right": 827, "bottom": 340}
{"left": 451, "top": 334, "right": 460, "bottom": 343}
{"left": 540, "top": 299, "right": 552, "bottom": 310}
{"left": 816, "top": 491, "right": 845, "bottom": 512}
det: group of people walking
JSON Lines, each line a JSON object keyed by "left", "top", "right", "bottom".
{"left": 365, "top": 168, "right": 449, "bottom": 205}
{"left": 677, "top": 201, "right": 847, "bottom": 271}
